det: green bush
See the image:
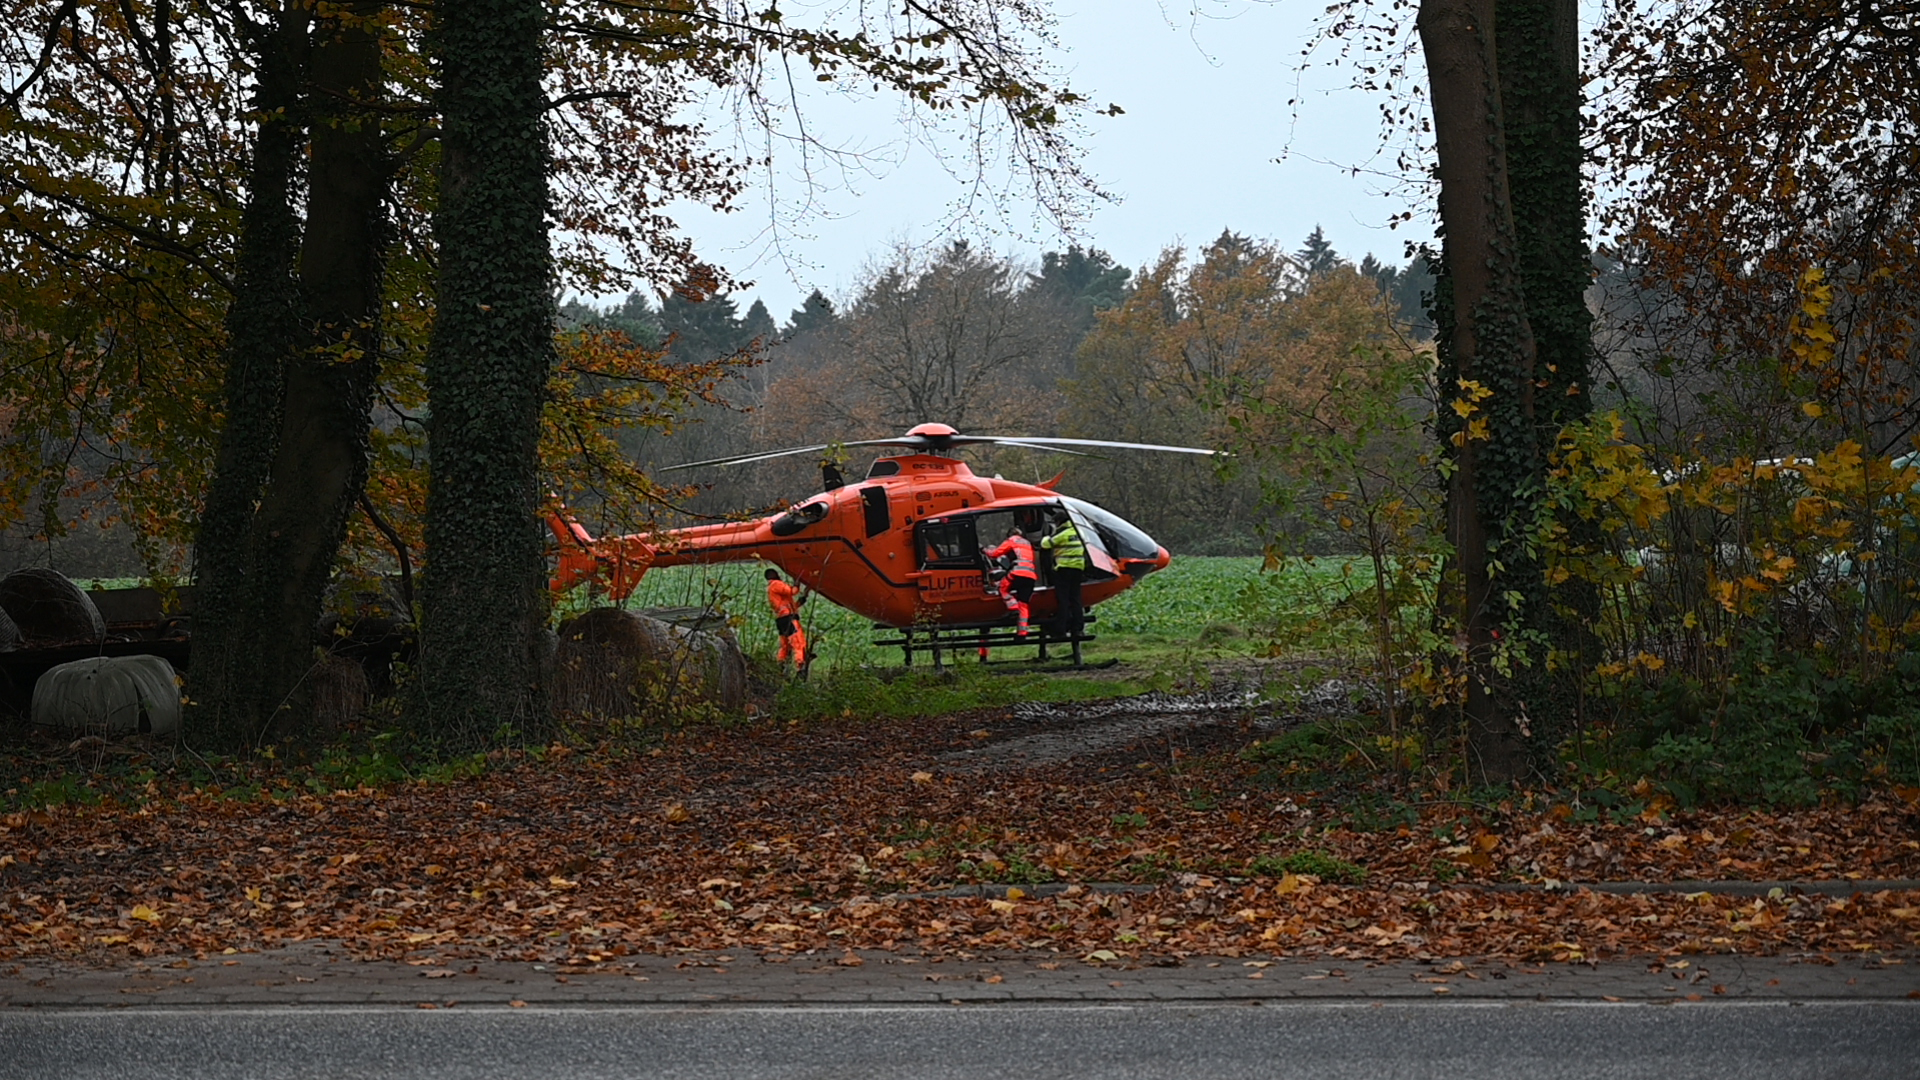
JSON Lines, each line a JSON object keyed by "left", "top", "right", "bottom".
{"left": 1573, "top": 629, "right": 1920, "bottom": 806}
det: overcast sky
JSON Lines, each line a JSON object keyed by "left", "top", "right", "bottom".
{"left": 653, "top": 1, "right": 1435, "bottom": 321}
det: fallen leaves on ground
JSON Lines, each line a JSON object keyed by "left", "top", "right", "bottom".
{"left": 2, "top": 707, "right": 1917, "bottom": 969}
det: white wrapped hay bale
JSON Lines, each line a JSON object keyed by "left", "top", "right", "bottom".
{"left": 32, "top": 655, "right": 182, "bottom": 736}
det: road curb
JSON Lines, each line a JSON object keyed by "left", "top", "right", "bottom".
{"left": 5, "top": 943, "right": 1916, "bottom": 1009}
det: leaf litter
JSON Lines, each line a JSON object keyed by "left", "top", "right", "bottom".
{"left": 2, "top": 696, "right": 1917, "bottom": 969}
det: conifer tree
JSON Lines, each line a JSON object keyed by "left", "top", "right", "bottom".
{"left": 786, "top": 290, "right": 838, "bottom": 337}
{"left": 1297, "top": 226, "right": 1342, "bottom": 281}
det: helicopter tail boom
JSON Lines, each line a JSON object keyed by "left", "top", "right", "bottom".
{"left": 547, "top": 512, "right": 792, "bottom": 602}
{"left": 545, "top": 512, "right": 656, "bottom": 600}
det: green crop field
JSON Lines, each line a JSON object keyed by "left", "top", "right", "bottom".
{"left": 601, "top": 554, "right": 1378, "bottom": 673}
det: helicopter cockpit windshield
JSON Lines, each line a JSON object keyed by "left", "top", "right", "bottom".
{"left": 1056, "top": 497, "right": 1161, "bottom": 562}
{"left": 770, "top": 500, "right": 829, "bottom": 537}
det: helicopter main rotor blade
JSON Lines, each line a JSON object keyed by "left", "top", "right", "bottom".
{"left": 656, "top": 439, "right": 906, "bottom": 471}
{"left": 972, "top": 435, "right": 1222, "bottom": 456}
{"left": 657, "top": 435, "right": 1093, "bottom": 471}
{"left": 942, "top": 436, "right": 1091, "bottom": 457}
{"left": 653, "top": 428, "right": 1213, "bottom": 473}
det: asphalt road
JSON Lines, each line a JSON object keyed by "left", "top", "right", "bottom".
{"left": 4, "top": 1000, "right": 1918, "bottom": 1080}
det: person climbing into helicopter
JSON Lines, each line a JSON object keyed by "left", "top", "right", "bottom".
{"left": 1040, "top": 509, "right": 1088, "bottom": 649}
{"left": 765, "top": 567, "right": 810, "bottom": 675}
{"left": 982, "top": 523, "right": 1038, "bottom": 637}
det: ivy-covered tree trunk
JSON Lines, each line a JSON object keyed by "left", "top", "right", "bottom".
{"left": 1497, "top": 0, "right": 1599, "bottom": 738}
{"left": 1497, "top": 0, "right": 1588, "bottom": 423}
{"left": 188, "top": 7, "right": 390, "bottom": 749}
{"left": 416, "top": 0, "right": 556, "bottom": 746}
{"left": 189, "top": 8, "right": 311, "bottom": 749}
{"left": 240, "top": 5, "right": 392, "bottom": 740}
{"left": 1419, "top": 0, "right": 1541, "bottom": 785}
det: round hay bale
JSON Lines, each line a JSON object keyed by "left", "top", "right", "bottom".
{"left": 31, "top": 654, "right": 181, "bottom": 736}
{"left": 553, "top": 607, "right": 746, "bottom": 720}
{"left": 310, "top": 654, "right": 370, "bottom": 734}
{"left": 0, "top": 567, "right": 105, "bottom": 644}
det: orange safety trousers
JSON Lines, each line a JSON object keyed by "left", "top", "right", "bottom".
{"left": 769, "top": 580, "right": 808, "bottom": 667}
{"left": 778, "top": 623, "right": 807, "bottom": 667}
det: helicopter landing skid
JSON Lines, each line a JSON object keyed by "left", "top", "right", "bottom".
{"left": 873, "top": 614, "right": 1097, "bottom": 671}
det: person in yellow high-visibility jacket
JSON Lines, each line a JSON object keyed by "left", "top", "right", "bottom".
{"left": 765, "top": 567, "right": 809, "bottom": 673}
{"left": 1040, "top": 513, "right": 1088, "bottom": 644}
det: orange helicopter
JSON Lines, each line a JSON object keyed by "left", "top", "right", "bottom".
{"left": 545, "top": 423, "right": 1217, "bottom": 654}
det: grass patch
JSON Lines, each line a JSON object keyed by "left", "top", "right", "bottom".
{"left": 596, "top": 556, "right": 1369, "bottom": 675}
{"left": 772, "top": 664, "right": 1133, "bottom": 722}
{"left": 1248, "top": 850, "right": 1368, "bottom": 885}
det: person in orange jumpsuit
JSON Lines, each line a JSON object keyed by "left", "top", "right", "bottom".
{"left": 765, "top": 567, "right": 809, "bottom": 673}
{"left": 982, "top": 525, "right": 1039, "bottom": 637}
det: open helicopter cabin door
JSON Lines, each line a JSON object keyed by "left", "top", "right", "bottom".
{"left": 912, "top": 514, "right": 988, "bottom": 604}
{"left": 1057, "top": 501, "right": 1121, "bottom": 583}
{"left": 911, "top": 507, "right": 1041, "bottom": 604}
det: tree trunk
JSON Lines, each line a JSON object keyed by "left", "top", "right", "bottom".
{"left": 243, "top": 4, "right": 392, "bottom": 741}
{"left": 188, "top": 8, "right": 310, "bottom": 749}
{"left": 416, "top": 0, "right": 556, "bottom": 746}
{"left": 1497, "top": 0, "right": 1588, "bottom": 425}
{"left": 1419, "top": 0, "right": 1539, "bottom": 785}
{"left": 1497, "top": 0, "right": 1600, "bottom": 734}
{"left": 187, "top": 7, "right": 390, "bottom": 749}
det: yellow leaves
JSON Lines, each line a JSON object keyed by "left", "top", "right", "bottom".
{"left": 910, "top": 771, "right": 935, "bottom": 784}
{"left": 1813, "top": 439, "right": 1865, "bottom": 482}
{"left": 1541, "top": 941, "right": 1584, "bottom": 962}
{"left": 129, "top": 904, "right": 162, "bottom": 923}
{"left": 1788, "top": 497, "right": 1834, "bottom": 538}
{"left": 1802, "top": 402, "right": 1824, "bottom": 418}
{"left": 662, "top": 802, "right": 691, "bottom": 823}
{"left": 1789, "top": 266, "right": 1839, "bottom": 370}
{"left": 1448, "top": 379, "right": 1495, "bottom": 444}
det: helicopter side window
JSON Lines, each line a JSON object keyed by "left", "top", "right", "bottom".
{"left": 770, "top": 500, "right": 829, "bottom": 537}
{"left": 917, "top": 518, "right": 979, "bottom": 569}
{"left": 860, "top": 486, "right": 890, "bottom": 538}
{"left": 866, "top": 459, "right": 902, "bottom": 479}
